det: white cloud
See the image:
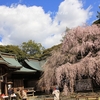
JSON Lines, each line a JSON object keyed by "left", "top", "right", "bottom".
{"left": 0, "top": 0, "right": 92, "bottom": 48}
{"left": 54, "top": 0, "right": 92, "bottom": 28}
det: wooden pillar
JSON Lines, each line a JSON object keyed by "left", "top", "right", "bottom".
{"left": 5, "top": 76, "right": 7, "bottom": 95}
{"left": 0, "top": 76, "right": 3, "bottom": 94}
{"left": 0, "top": 81, "right": 1, "bottom": 94}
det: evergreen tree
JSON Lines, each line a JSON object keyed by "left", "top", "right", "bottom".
{"left": 93, "top": 6, "right": 100, "bottom": 24}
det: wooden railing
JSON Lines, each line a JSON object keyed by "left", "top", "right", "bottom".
{"left": 24, "top": 87, "right": 35, "bottom": 96}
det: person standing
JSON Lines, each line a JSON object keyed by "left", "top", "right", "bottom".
{"left": 15, "top": 88, "right": 22, "bottom": 100}
{"left": 8, "top": 88, "right": 13, "bottom": 100}
{"left": 52, "top": 87, "right": 60, "bottom": 100}
{"left": 21, "top": 89, "right": 27, "bottom": 100}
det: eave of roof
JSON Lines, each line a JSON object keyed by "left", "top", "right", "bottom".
{"left": 0, "top": 52, "right": 22, "bottom": 69}
{"left": 25, "top": 59, "right": 45, "bottom": 71}
{"left": 0, "top": 60, "right": 21, "bottom": 69}
{"left": 15, "top": 67, "right": 36, "bottom": 73}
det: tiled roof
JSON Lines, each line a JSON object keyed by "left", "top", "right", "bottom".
{"left": 24, "top": 59, "right": 45, "bottom": 71}
{"left": 15, "top": 67, "right": 36, "bottom": 73}
{"left": 0, "top": 52, "right": 22, "bottom": 69}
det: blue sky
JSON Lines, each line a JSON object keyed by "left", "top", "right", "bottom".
{"left": 0, "top": 0, "right": 62, "bottom": 12}
{"left": 0, "top": 0, "right": 99, "bottom": 10}
{"left": 0, "top": 0, "right": 100, "bottom": 48}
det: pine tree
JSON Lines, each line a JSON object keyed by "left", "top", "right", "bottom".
{"left": 93, "top": 6, "right": 100, "bottom": 24}
{"left": 96, "top": 6, "right": 100, "bottom": 19}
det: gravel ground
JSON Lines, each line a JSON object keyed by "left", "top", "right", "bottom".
{"left": 27, "top": 92, "right": 100, "bottom": 100}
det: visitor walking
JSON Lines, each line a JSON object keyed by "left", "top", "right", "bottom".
{"left": 52, "top": 87, "right": 60, "bottom": 100}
